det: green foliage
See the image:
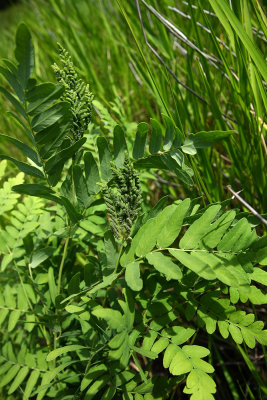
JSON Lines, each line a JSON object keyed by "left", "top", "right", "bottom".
{"left": 0, "top": 160, "right": 24, "bottom": 218}
{"left": 0, "top": 21, "right": 266, "bottom": 400}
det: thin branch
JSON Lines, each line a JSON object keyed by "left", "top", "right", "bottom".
{"left": 182, "top": 1, "right": 267, "bottom": 43}
{"left": 135, "top": 0, "right": 207, "bottom": 103}
{"left": 141, "top": 0, "right": 227, "bottom": 70}
{"left": 182, "top": 1, "right": 217, "bottom": 17}
{"left": 227, "top": 185, "right": 267, "bottom": 226}
{"left": 136, "top": 0, "right": 237, "bottom": 124}
{"left": 169, "top": 6, "right": 236, "bottom": 56}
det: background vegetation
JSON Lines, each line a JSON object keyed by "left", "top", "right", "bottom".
{"left": 0, "top": 1, "right": 266, "bottom": 399}
{"left": 1, "top": 0, "right": 266, "bottom": 211}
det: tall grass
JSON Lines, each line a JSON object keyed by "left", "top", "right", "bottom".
{"left": 0, "top": 0, "right": 266, "bottom": 209}
{"left": 117, "top": 0, "right": 267, "bottom": 212}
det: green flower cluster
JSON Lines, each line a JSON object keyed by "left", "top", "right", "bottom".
{"left": 103, "top": 154, "right": 142, "bottom": 240}
{"left": 52, "top": 44, "right": 93, "bottom": 141}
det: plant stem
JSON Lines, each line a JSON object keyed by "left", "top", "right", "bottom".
{"left": 114, "top": 240, "right": 125, "bottom": 274}
{"left": 102, "top": 240, "right": 125, "bottom": 307}
{"left": 132, "top": 352, "right": 147, "bottom": 381}
{"left": 57, "top": 158, "right": 75, "bottom": 297}
{"left": 53, "top": 333, "right": 57, "bottom": 369}
{"left": 53, "top": 226, "right": 71, "bottom": 371}
{"left": 237, "top": 344, "right": 267, "bottom": 395}
{"left": 57, "top": 227, "right": 71, "bottom": 296}
{"left": 15, "top": 264, "right": 51, "bottom": 347}
{"left": 54, "top": 160, "right": 74, "bottom": 365}
{"left": 72, "top": 157, "right": 75, "bottom": 204}
{"left": 9, "top": 238, "right": 49, "bottom": 345}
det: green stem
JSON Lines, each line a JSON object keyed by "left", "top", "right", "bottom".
{"left": 8, "top": 234, "right": 48, "bottom": 343}
{"left": 57, "top": 227, "right": 71, "bottom": 296}
{"left": 54, "top": 226, "right": 71, "bottom": 369}
{"left": 189, "top": 329, "right": 199, "bottom": 345}
{"left": 213, "top": 341, "right": 240, "bottom": 399}
{"left": 71, "top": 157, "right": 75, "bottom": 204}
{"left": 54, "top": 157, "right": 75, "bottom": 364}
{"left": 53, "top": 333, "right": 57, "bottom": 369}
{"left": 114, "top": 240, "right": 125, "bottom": 274}
{"left": 102, "top": 240, "right": 125, "bottom": 307}
{"left": 190, "top": 158, "right": 212, "bottom": 204}
{"left": 56, "top": 159, "right": 75, "bottom": 297}
{"left": 57, "top": 158, "right": 74, "bottom": 297}
{"left": 14, "top": 262, "right": 50, "bottom": 347}
{"left": 132, "top": 352, "right": 147, "bottom": 382}
{"left": 237, "top": 344, "right": 267, "bottom": 395}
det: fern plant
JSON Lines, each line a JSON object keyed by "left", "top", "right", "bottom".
{"left": 0, "top": 23, "right": 266, "bottom": 400}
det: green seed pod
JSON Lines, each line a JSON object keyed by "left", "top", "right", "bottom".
{"left": 103, "top": 153, "right": 142, "bottom": 240}
{"left": 52, "top": 43, "right": 93, "bottom": 141}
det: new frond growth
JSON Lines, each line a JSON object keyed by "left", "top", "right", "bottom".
{"left": 52, "top": 43, "right": 93, "bottom": 141}
{"left": 103, "top": 154, "right": 142, "bottom": 240}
